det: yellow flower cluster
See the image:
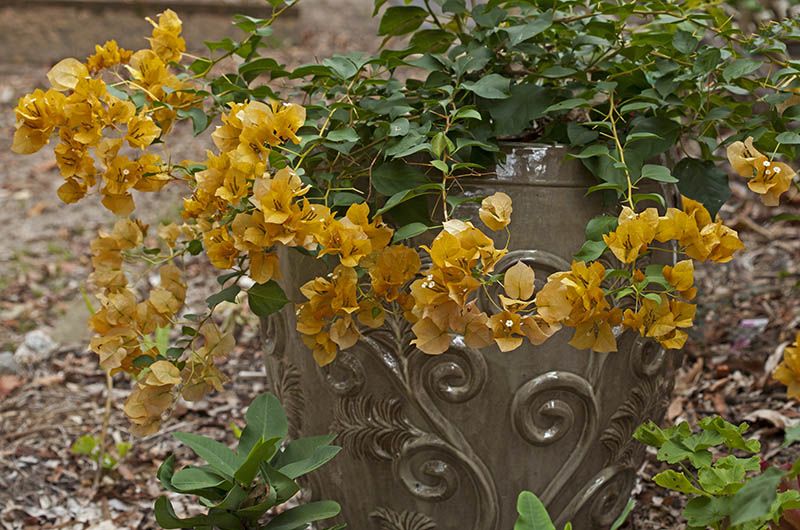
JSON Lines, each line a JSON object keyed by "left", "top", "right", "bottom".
{"left": 10, "top": 9, "right": 195, "bottom": 215}
{"left": 774, "top": 334, "right": 800, "bottom": 400}
{"left": 88, "top": 219, "right": 193, "bottom": 434}
{"left": 536, "top": 260, "right": 621, "bottom": 353}
{"left": 534, "top": 197, "right": 742, "bottom": 352}
{"left": 727, "top": 137, "right": 797, "bottom": 206}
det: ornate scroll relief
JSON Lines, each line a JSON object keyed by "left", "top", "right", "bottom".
{"left": 511, "top": 371, "right": 599, "bottom": 506}
{"left": 325, "top": 311, "right": 499, "bottom": 530}
{"left": 370, "top": 507, "right": 437, "bottom": 530}
{"left": 262, "top": 310, "right": 304, "bottom": 438}
{"left": 331, "top": 395, "right": 420, "bottom": 461}
{"left": 555, "top": 464, "right": 636, "bottom": 528}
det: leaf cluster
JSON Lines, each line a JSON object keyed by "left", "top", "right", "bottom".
{"left": 635, "top": 417, "right": 800, "bottom": 530}
{"left": 154, "top": 392, "right": 342, "bottom": 530}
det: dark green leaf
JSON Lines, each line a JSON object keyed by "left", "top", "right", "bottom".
{"left": 639, "top": 164, "right": 678, "bottom": 183}
{"left": 154, "top": 496, "right": 243, "bottom": 529}
{"left": 574, "top": 239, "right": 607, "bottom": 261}
{"left": 177, "top": 108, "right": 210, "bottom": 136}
{"left": 378, "top": 6, "right": 428, "bottom": 36}
{"left": 247, "top": 281, "right": 289, "bottom": 317}
{"left": 173, "top": 432, "right": 241, "bottom": 480}
{"left": 585, "top": 215, "right": 618, "bottom": 241}
{"left": 273, "top": 434, "right": 341, "bottom": 479}
{"left": 723, "top": 58, "right": 761, "bottom": 81}
{"left": 371, "top": 162, "right": 430, "bottom": 196}
{"left": 488, "top": 84, "right": 552, "bottom": 136}
{"left": 392, "top": 222, "right": 430, "bottom": 242}
{"left": 234, "top": 437, "right": 281, "bottom": 485}
{"left": 262, "top": 501, "right": 341, "bottom": 530}
{"left": 238, "top": 392, "right": 288, "bottom": 456}
{"left": 776, "top": 131, "right": 800, "bottom": 144}
{"left": 462, "top": 74, "right": 511, "bottom": 99}
{"left": 503, "top": 13, "right": 553, "bottom": 46}
{"left": 206, "top": 285, "right": 241, "bottom": 310}
{"left": 171, "top": 467, "right": 229, "bottom": 493}
{"left": 673, "top": 158, "right": 730, "bottom": 218}
{"left": 544, "top": 98, "right": 588, "bottom": 113}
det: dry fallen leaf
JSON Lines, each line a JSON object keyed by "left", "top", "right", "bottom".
{"left": 0, "top": 374, "right": 23, "bottom": 398}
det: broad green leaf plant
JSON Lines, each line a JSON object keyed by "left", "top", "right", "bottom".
{"left": 10, "top": 0, "right": 800, "bottom": 435}
{"left": 634, "top": 417, "right": 800, "bottom": 529}
{"left": 154, "top": 392, "right": 342, "bottom": 530}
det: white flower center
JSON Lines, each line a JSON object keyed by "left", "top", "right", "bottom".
{"left": 505, "top": 319, "right": 513, "bottom": 328}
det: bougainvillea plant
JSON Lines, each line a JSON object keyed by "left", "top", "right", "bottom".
{"left": 11, "top": 0, "right": 800, "bottom": 434}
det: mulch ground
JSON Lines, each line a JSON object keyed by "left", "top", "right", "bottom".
{"left": 1, "top": 2, "right": 800, "bottom": 529}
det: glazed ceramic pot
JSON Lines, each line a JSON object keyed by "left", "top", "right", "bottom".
{"left": 261, "top": 144, "right": 679, "bottom": 530}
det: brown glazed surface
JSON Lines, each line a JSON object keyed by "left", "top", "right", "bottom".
{"left": 261, "top": 144, "right": 679, "bottom": 530}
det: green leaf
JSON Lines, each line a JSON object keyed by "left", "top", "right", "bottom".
{"left": 378, "top": 6, "right": 428, "bottom": 36}
{"left": 410, "top": 29, "right": 456, "bottom": 53}
{"left": 545, "top": 98, "right": 588, "bottom": 113}
{"left": 513, "top": 491, "right": 555, "bottom": 530}
{"left": 653, "top": 470, "right": 707, "bottom": 496}
{"left": 571, "top": 144, "right": 609, "bottom": 159}
{"left": 273, "top": 434, "right": 341, "bottom": 479}
{"left": 587, "top": 182, "right": 624, "bottom": 194}
{"left": 633, "top": 422, "right": 668, "bottom": 449}
{"left": 541, "top": 66, "right": 577, "bottom": 78}
{"left": 697, "top": 455, "right": 754, "bottom": 495}
{"left": 462, "top": 74, "right": 511, "bottom": 99}
{"left": 723, "top": 58, "right": 761, "bottom": 81}
{"left": 727, "top": 467, "right": 783, "bottom": 525}
{"left": 567, "top": 122, "right": 599, "bottom": 146}
{"left": 238, "top": 57, "right": 283, "bottom": 83}
{"left": 673, "top": 158, "right": 730, "bottom": 218}
{"left": 173, "top": 432, "right": 241, "bottom": 480}
{"left": 262, "top": 501, "right": 341, "bottom": 530}
{"left": 376, "top": 183, "right": 443, "bottom": 216}
{"left": 326, "top": 127, "right": 359, "bottom": 143}
{"left": 71, "top": 434, "right": 98, "bottom": 456}
{"left": 632, "top": 193, "right": 666, "bottom": 208}
{"left": 247, "top": 281, "right": 289, "bottom": 317}
{"left": 187, "top": 240, "right": 203, "bottom": 255}
{"left": 639, "top": 164, "right": 678, "bottom": 183}
{"left": 171, "top": 467, "right": 229, "bottom": 493}
{"left": 488, "top": 84, "right": 552, "bottom": 136}
{"left": 206, "top": 285, "right": 241, "bottom": 310}
{"left": 388, "top": 118, "right": 410, "bottom": 137}
{"left": 699, "top": 416, "right": 760, "bottom": 453}
{"left": 574, "top": 239, "right": 607, "bottom": 261}
{"left": 177, "top": 108, "right": 210, "bottom": 136}
{"left": 263, "top": 465, "right": 300, "bottom": 504}
{"left": 776, "top": 131, "right": 800, "bottom": 144}
{"left": 784, "top": 425, "right": 800, "bottom": 447}
{"left": 684, "top": 496, "right": 727, "bottom": 528}
{"left": 238, "top": 392, "right": 288, "bottom": 456}
{"left": 585, "top": 215, "right": 618, "bottom": 241}
{"left": 154, "top": 496, "right": 243, "bottom": 529}
{"left": 610, "top": 499, "right": 635, "bottom": 530}
{"left": 392, "top": 222, "right": 430, "bottom": 242}
{"left": 234, "top": 437, "right": 281, "bottom": 486}
{"left": 371, "top": 162, "right": 430, "bottom": 196}
{"left": 503, "top": 13, "right": 553, "bottom": 46}
{"left": 157, "top": 455, "right": 179, "bottom": 492}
